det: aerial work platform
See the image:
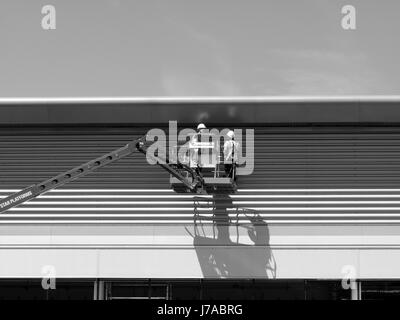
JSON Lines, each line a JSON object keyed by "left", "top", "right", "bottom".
{"left": 0, "top": 132, "right": 239, "bottom": 214}
{"left": 169, "top": 132, "right": 237, "bottom": 194}
{"left": 171, "top": 177, "right": 237, "bottom": 194}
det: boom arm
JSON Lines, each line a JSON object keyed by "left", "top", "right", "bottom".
{"left": 0, "top": 136, "right": 203, "bottom": 214}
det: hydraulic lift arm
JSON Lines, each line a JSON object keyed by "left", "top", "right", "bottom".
{"left": 0, "top": 136, "right": 204, "bottom": 214}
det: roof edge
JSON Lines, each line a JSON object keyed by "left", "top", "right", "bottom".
{"left": 0, "top": 95, "right": 400, "bottom": 105}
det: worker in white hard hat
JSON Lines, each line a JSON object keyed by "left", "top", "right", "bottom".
{"left": 197, "top": 123, "right": 207, "bottom": 132}
{"left": 190, "top": 123, "right": 207, "bottom": 174}
{"left": 223, "top": 130, "right": 239, "bottom": 181}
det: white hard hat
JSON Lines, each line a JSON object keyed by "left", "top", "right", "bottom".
{"left": 227, "top": 130, "right": 235, "bottom": 139}
{"left": 197, "top": 123, "right": 207, "bottom": 130}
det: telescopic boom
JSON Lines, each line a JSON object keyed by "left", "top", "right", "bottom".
{"left": 0, "top": 136, "right": 203, "bottom": 214}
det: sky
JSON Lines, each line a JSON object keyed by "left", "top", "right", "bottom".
{"left": 0, "top": 0, "right": 399, "bottom": 97}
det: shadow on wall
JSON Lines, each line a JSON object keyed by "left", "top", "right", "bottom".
{"left": 185, "top": 195, "right": 276, "bottom": 279}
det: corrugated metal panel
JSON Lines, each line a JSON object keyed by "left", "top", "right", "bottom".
{"left": 2, "top": 125, "right": 400, "bottom": 224}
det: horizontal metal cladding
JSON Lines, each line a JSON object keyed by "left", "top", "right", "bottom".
{"left": 2, "top": 125, "right": 400, "bottom": 224}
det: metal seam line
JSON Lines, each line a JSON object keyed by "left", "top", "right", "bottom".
{"left": 0, "top": 220, "right": 399, "bottom": 224}
{"left": 5, "top": 189, "right": 400, "bottom": 192}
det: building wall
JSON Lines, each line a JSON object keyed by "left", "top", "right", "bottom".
{"left": 1, "top": 122, "right": 400, "bottom": 279}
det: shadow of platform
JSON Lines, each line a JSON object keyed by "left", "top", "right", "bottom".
{"left": 185, "top": 195, "right": 276, "bottom": 279}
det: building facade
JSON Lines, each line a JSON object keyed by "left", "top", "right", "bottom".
{"left": 1, "top": 97, "right": 400, "bottom": 299}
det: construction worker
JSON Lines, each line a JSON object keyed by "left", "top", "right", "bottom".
{"left": 190, "top": 123, "right": 207, "bottom": 174}
{"left": 196, "top": 123, "right": 207, "bottom": 135}
{"left": 223, "top": 130, "right": 239, "bottom": 181}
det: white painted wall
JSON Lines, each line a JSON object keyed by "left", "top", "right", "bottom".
{"left": 1, "top": 224, "right": 399, "bottom": 279}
